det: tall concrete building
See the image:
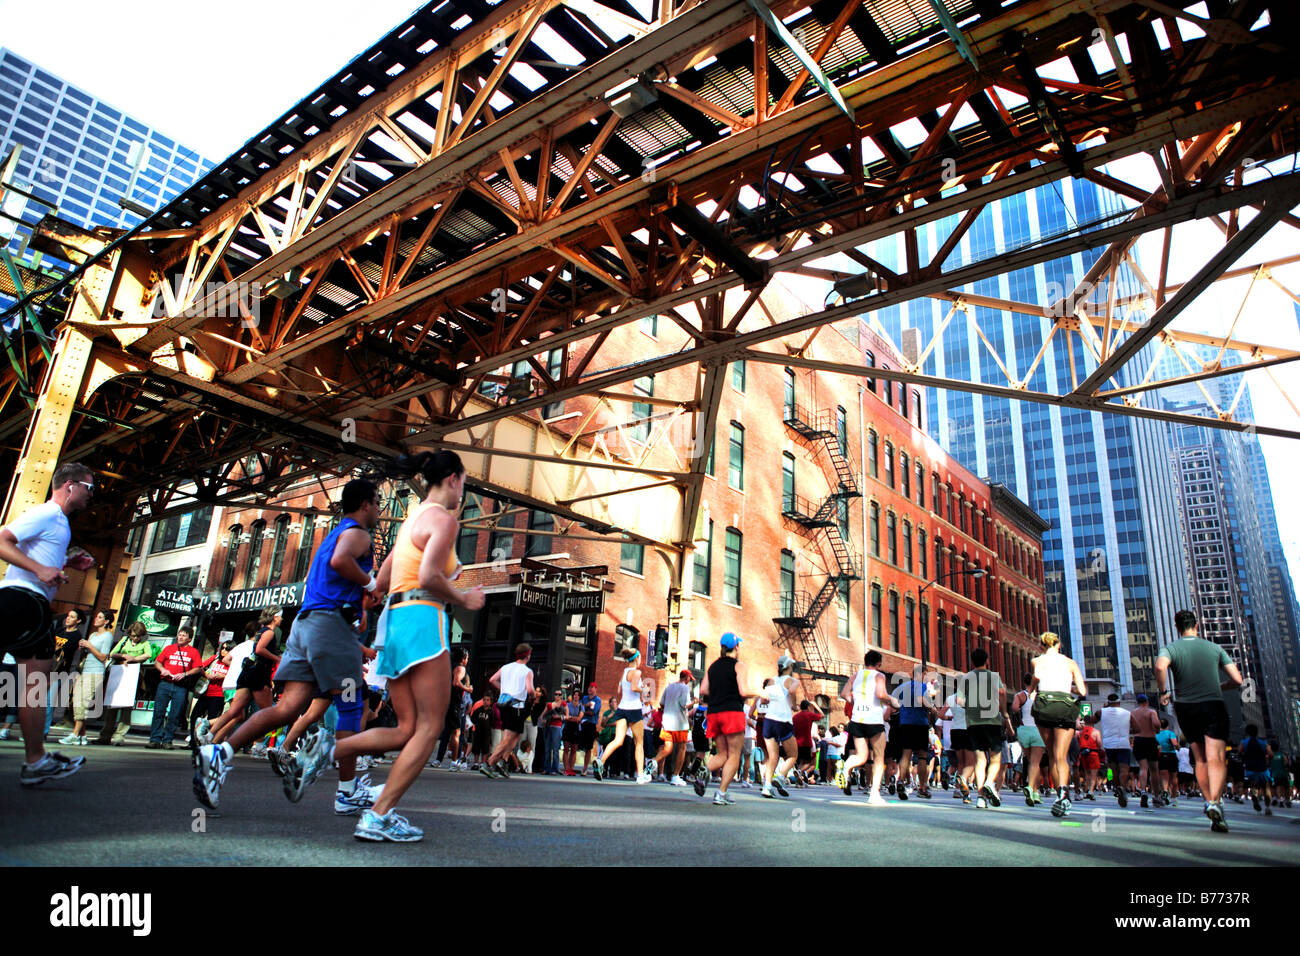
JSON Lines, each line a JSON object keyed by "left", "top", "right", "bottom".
{"left": 870, "top": 177, "right": 1193, "bottom": 697}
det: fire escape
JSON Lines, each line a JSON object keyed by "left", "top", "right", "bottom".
{"left": 773, "top": 405, "right": 862, "bottom": 678}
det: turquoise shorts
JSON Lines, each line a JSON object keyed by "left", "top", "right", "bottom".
{"left": 375, "top": 601, "right": 450, "bottom": 680}
{"left": 1016, "top": 724, "right": 1045, "bottom": 749}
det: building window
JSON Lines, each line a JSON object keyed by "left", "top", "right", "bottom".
{"left": 693, "top": 518, "right": 713, "bottom": 596}
{"left": 782, "top": 452, "right": 795, "bottom": 511}
{"left": 905, "top": 596, "right": 915, "bottom": 657}
{"left": 222, "top": 524, "right": 243, "bottom": 589}
{"left": 244, "top": 519, "right": 266, "bottom": 587}
{"left": 457, "top": 501, "right": 480, "bottom": 565}
{"left": 779, "top": 550, "right": 795, "bottom": 617}
{"left": 900, "top": 452, "right": 910, "bottom": 498}
{"left": 889, "top": 591, "right": 899, "bottom": 652}
{"left": 935, "top": 538, "right": 945, "bottom": 580}
{"left": 886, "top": 512, "right": 897, "bottom": 566}
{"left": 900, "top": 386, "right": 909, "bottom": 420}
{"left": 267, "top": 515, "right": 290, "bottom": 584}
{"left": 911, "top": 390, "right": 923, "bottom": 429}
{"left": 902, "top": 520, "right": 913, "bottom": 573}
{"left": 937, "top": 615, "right": 949, "bottom": 667}
{"left": 884, "top": 443, "right": 894, "bottom": 488}
{"left": 871, "top": 584, "right": 882, "bottom": 646}
{"left": 868, "top": 431, "right": 878, "bottom": 478}
{"left": 632, "top": 375, "right": 654, "bottom": 443}
{"left": 870, "top": 502, "right": 880, "bottom": 557}
{"left": 150, "top": 505, "right": 214, "bottom": 553}
{"left": 837, "top": 495, "right": 849, "bottom": 542}
{"left": 526, "top": 510, "right": 553, "bottom": 557}
{"left": 916, "top": 461, "right": 925, "bottom": 508}
{"left": 724, "top": 528, "right": 743, "bottom": 605}
{"left": 293, "top": 514, "right": 316, "bottom": 582}
{"left": 838, "top": 580, "right": 851, "bottom": 641}
{"left": 918, "top": 528, "right": 928, "bottom": 579}
{"left": 932, "top": 473, "right": 941, "bottom": 513}
{"left": 641, "top": 313, "right": 658, "bottom": 336}
{"left": 732, "top": 360, "right": 746, "bottom": 392}
{"left": 865, "top": 350, "right": 876, "bottom": 390}
{"left": 620, "top": 541, "right": 644, "bottom": 575}
{"left": 489, "top": 510, "right": 516, "bottom": 563}
{"left": 836, "top": 405, "right": 847, "bottom": 457}
{"left": 946, "top": 486, "right": 955, "bottom": 526}
{"left": 688, "top": 641, "right": 706, "bottom": 677}
{"left": 783, "top": 368, "right": 795, "bottom": 419}
{"left": 704, "top": 437, "right": 715, "bottom": 476}
{"left": 542, "top": 348, "right": 565, "bottom": 419}
{"left": 883, "top": 376, "right": 893, "bottom": 407}
{"left": 728, "top": 422, "right": 745, "bottom": 490}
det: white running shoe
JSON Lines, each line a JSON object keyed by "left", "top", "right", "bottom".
{"left": 670, "top": 775, "right": 689, "bottom": 787}
{"left": 867, "top": 792, "right": 888, "bottom": 807}
{"left": 193, "top": 744, "right": 229, "bottom": 808}
{"left": 59, "top": 733, "right": 79, "bottom": 746}
{"left": 636, "top": 771, "right": 653, "bottom": 785}
{"left": 712, "top": 791, "right": 729, "bottom": 805}
{"left": 740, "top": 779, "right": 753, "bottom": 789}
{"left": 353, "top": 809, "right": 423, "bottom": 842}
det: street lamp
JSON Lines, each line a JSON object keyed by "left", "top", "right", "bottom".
{"left": 918, "top": 567, "right": 987, "bottom": 680}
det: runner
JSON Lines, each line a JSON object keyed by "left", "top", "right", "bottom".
{"left": 1240, "top": 725, "right": 1273, "bottom": 816}
{"left": 203, "top": 614, "right": 280, "bottom": 747}
{"left": 837, "top": 650, "right": 901, "bottom": 805}
{"left": 1100, "top": 694, "right": 1133, "bottom": 808}
{"left": 956, "top": 649, "right": 1012, "bottom": 809}
{"left": 1176, "top": 742, "right": 1194, "bottom": 799}
{"left": 193, "top": 478, "right": 387, "bottom": 811}
{"left": 432, "top": 648, "right": 472, "bottom": 768}
{"left": 940, "top": 686, "right": 974, "bottom": 803}
{"left": 1028, "top": 632, "right": 1086, "bottom": 818}
{"left": 791, "top": 700, "right": 824, "bottom": 788}
{"left": 591, "top": 648, "right": 650, "bottom": 784}
{"left": 1155, "top": 609, "right": 1243, "bottom": 833}
{"left": 1271, "top": 747, "right": 1291, "bottom": 809}
{"left": 894, "top": 666, "right": 934, "bottom": 799}
{"left": 0, "top": 461, "right": 96, "bottom": 785}
{"left": 759, "top": 656, "right": 799, "bottom": 799}
{"left": 1156, "top": 718, "right": 1180, "bottom": 807}
{"left": 1076, "top": 716, "right": 1102, "bottom": 800}
{"left": 652, "top": 668, "right": 693, "bottom": 786}
{"left": 481, "top": 645, "right": 535, "bottom": 779}
{"left": 1131, "top": 693, "right": 1162, "bottom": 808}
{"left": 740, "top": 696, "right": 760, "bottom": 787}
{"left": 1011, "top": 674, "right": 1046, "bottom": 806}
{"left": 695, "top": 632, "right": 756, "bottom": 804}
{"left": 578, "top": 682, "right": 601, "bottom": 776}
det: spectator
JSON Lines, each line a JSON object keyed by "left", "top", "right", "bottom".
{"left": 148, "top": 626, "right": 203, "bottom": 749}
{"left": 541, "top": 688, "right": 564, "bottom": 775}
{"left": 189, "top": 642, "right": 233, "bottom": 748}
{"left": 60, "top": 610, "right": 114, "bottom": 745}
{"left": 578, "top": 682, "right": 601, "bottom": 775}
{"left": 49, "top": 608, "right": 85, "bottom": 731}
{"left": 95, "top": 622, "right": 153, "bottom": 745}
{"left": 562, "top": 687, "right": 583, "bottom": 775}
{"left": 469, "top": 692, "right": 494, "bottom": 769}
{"left": 521, "top": 684, "right": 543, "bottom": 773}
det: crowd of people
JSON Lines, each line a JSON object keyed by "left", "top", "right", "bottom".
{"left": 3, "top": 459, "right": 1297, "bottom": 843}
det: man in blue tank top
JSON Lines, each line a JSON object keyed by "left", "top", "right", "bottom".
{"left": 194, "top": 480, "right": 386, "bottom": 810}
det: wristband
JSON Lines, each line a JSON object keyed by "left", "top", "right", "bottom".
{"left": 364, "top": 577, "right": 378, "bottom": 593}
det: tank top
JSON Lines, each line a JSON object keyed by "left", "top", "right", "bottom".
{"left": 1019, "top": 689, "right": 1036, "bottom": 728}
{"left": 390, "top": 501, "right": 461, "bottom": 596}
{"left": 618, "top": 666, "right": 641, "bottom": 710}
{"left": 300, "top": 516, "right": 374, "bottom": 611}
{"left": 849, "top": 668, "right": 885, "bottom": 725}
{"left": 706, "top": 656, "right": 743, "bottom": 713}
{"left": 1034, "top": 652, "right": 1073, "bottom": 693}
{"left": 765, "top": 676, "right": 794, "bottom": 723}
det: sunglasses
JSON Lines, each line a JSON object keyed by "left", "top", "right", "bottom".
{"left": 74, "top": 480, "right": 95, "bottom": 495}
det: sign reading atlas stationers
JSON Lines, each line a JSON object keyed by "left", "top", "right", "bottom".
{"left": 517, "top": 583, "right": 606, "bottom": 615}
{"left": 217, "top": 582, "right": 306, "bottom": 614}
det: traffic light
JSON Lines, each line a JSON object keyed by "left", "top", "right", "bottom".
{"left": 653, "top": 624, "right": 669, "bottom": 670}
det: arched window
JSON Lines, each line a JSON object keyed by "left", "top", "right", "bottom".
{"left": 868, "top": 431, "right": 879, "bottom": 478}
{"left": 222, "top": 524, "right": 242, "bottom": 589}
{"left": 244, "top": 519, "right": 266, "bottom": 587}
{"left": 904, "top": 595, "right": 915, "bottom": 657}
{"left": 900, "top": 451, "right": 910, "bottom": 498}
{"left": 293, "top": 514, "right": 316, "bottom": 582}
{"left": 267, "top": 514, "right": 291, "bottom": 584}
{"left": 884, "top": 443, "right": 894, "bottom": 488}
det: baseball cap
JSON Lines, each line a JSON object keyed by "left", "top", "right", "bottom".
{"left": 679, "top": 668, "right": 694, "bottom": 681}
{"left": 1107, "top": 693, "right": 1120, "bottom": 702}
{"left": 777, "top": 653, "right": 797, "bottom": 671}
{"left": 1136, "top": 693, "right": 1148, "bottom": 703}
{"left": 720, "top": 632, "right": 742, "bottom": 650}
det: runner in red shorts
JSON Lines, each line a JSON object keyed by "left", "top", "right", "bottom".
{"left": 1076, "top": 718, "right": 1103, "bottom": 799}
{"left": 696, "top": 632, "right": 758, "bottom": 804}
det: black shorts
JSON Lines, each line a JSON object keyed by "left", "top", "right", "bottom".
{"left": 1158, "top": 753, "right": 1178, "bottom": 773}
{"left": 580, "top": 723, "right": 597, "bottom": 748}
{"left": 847, "top": 721, "right": 884, "bottom": 740}
{"left": 562, "top": 722, "right": 580, "bottom": 743}
{"left": 1174, "top": 700, "right": 1229, "bottom": 746}
{"left": 237, "top": 659, "right": 272, "bottom": 692}
{"left": 884, "top": 738, "right": 902, "bottom": 761}
{"left": 500, "top": 705, "right": 525, "bottom": 734}
{"left": 1133, "top": 737, "right": 1160, "bottom": 762}
{"left": 966, "top": 724, "right": 1003, "bottom": 753}
{"left": 949, "top": 729, "right": 973, "bottom": 752}
{"left": 446, "top": 701, "right": 462, "bottom": 728}
{"left": 899, "top": 724, "right": 929, "bottom": 752}
{"left": 797, "top": 745, "right": 814, "bottom": 764}
{"left": 0, "top": 586, "right": 54, "bottom": 660}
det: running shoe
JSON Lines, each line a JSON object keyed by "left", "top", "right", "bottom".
{"left": 267, "top": 747, "right": 288, "bottom": 778}
{"left": 772, "top": 775, "right": 790, "bottom": 798}
{"left": 354, "top": 809, "right": 423, "bottom": 842}
{"left": 194, "top": 744, "right": 229, "bottom": 808}
{"left": 670, "top": 775, "right": 689, "bottom": 787}
{"left": 285, "top": 727, "right": 335, "bottom": 803}
{"left": 636, "top": 771, "right": 652, "bottom": 785}
{"left": 478, "top": 764, "right": 496, "bottom": 779}
{"left": 450, "top": 761, "right": 462, "bottom": 772}
{"left": 1206, "top": 800, "right": 1229, "bottom": 833}
{"left": 918, "top": 788, "right": 932, "bottom": 799}
{"left": 1141, "top": 792, "right": 1150, "bottom": 809}
{"left": 194, "top": 717, "right": 211, "bottom": 745}
{"left": 976, "top": 796, "right": 988, "bottom": 809}
{"left": 1086, "top": 792, "right": 1096, "bottom": 801}
{"left": 897, "top": 783, "right": 909, "bottom": 801}
{"left": 887, "top": 781, "right": 896, "bottom": 795}
{"left": 762, "top": 785, "right": 774, "bottom": 798}
{"left": 1252, "top": 794, "right": 1261, "bottom": 812}
{"left": 712, "top": 791, "right": 730, "bottom": 805}
{"left": 1168, "top": 796, "right": 1178, "bottom": 807}
{"left": 721, "top": 790, "right": 736, "bottom": 804}
{"left": 592, "top": 760, "right": 604, "bottom": 782}
{"left": 842, "top": 776, "right": 853, "bottom": 797}
{"left": 19, "top": 751, "right": 85, "bottom": 787}
{"left": 1023, "top": 786, "right": 1036, "bottom": 807}
{"left": 867, "top": 792, "right": 888, "bottom": 807}
{"left": 335, "top": 775, "right": 384, "bottom": 815}
{"left": 982, "top": 784, "right": 1001, "bottom": 808}
{"left": 58, "top": 733, "right": 79, "bottom": 746}
{"left": 494, "top": 763, "right": 511, "bottom": 779}
{"left": 1117, "top": 787, "right": 1128, "bottom": 808}
{"left": 693, "top": 767, "right": 708, "bottom": 797}
{"left": 954, "top": 787, "right": 963, "bottom": 800}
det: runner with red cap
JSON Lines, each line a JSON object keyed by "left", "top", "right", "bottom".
{"left": 696, "top": 632, "right": 758, "bottom": 804}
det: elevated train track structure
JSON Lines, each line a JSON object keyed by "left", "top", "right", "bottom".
{"left": 0, "top": 0, "right": 1297, "bottom": 668}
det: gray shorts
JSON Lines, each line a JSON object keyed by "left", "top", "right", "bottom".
{"left": 274, "top": 609, "right": 363, "bottom": 696}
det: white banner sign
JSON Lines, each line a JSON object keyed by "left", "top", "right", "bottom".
{"left": 104, "top": 664, "right": 141, "bottom": 709}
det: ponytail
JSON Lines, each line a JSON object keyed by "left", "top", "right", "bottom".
{"left": 391, "top": 450, "right": 465, "bottom": 487}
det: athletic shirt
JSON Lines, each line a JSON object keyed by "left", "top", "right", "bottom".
{"left": 617, "top": 666, "right": 641, "bottom": 710}
{"left": 1034, "top": 652, "right": 1073, "bottom": 693}
{"left": 498, "top": 660, "right": 531, "bottom": 704}
{"left": 300, "top": 516, "right": 374, "bottom": 612}
{"left": 848, "top": 668, "right": 885, "bottom": 725}
{"left": 764, "top": 676, "right": 794, "bottom": 722}
{"left": 705, "top": 656, "right": 743, "bottom": 713}
{"left": 1242, "top": 736, "right": 1269, "bottom": 772}
{"left": 1019, "top": 689, "right": 1036, "bottom": 728}
{"left": 944, "top": 693, "right": 967, "bottom": 731}
{"left": 1100, "top": 705, "right": 1132, "bottom": 750}
{"left": 1177, "top": 747, "right": 1192, "bottom": 774}
{"left": 0, "top": 500, "right": 71, "bottom": 600}
{"left": 390, "top": 501, "right": 460, "bottom": 596}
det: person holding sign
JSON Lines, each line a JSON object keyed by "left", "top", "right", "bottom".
{"left": 97, "top": 622, "right": 154, "bottom": 745}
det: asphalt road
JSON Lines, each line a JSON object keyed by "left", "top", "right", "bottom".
{"left": 2, "top": 738, "right": 1297, "bottom": 866}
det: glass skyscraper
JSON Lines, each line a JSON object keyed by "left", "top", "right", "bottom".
{"left": 870, "top": 176, "right": 1192, "bottom": 695}
{"left": 0, "top": 48, "right": 213, "bottom": 266}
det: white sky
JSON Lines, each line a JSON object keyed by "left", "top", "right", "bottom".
{"left": 2, "top": 1, "right": 1298, "bottom": 592}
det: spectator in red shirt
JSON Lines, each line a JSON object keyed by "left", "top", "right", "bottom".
{"left": 148, "top": 627, "right": 203, "bottom": 749}
{"left": 188, "top": 642, "right": 232, "bottom": 747}
{"left": 792, "top": 699, "right": 824, "bottom": 785}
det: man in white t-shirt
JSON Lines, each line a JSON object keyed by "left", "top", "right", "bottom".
{"left": 1100, "top": 694, "right": 1134, "bottom": 807}
{"left": 0, "top": 461, "right": 96, "bottom": 786}
{"left": 653, "top": 669, "right": 694, "bottom": 786}
{"left": 482, "top": 643, "right": 535, "bottom": 778}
